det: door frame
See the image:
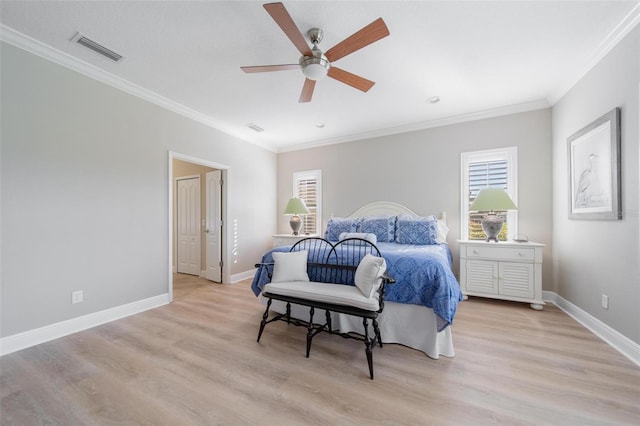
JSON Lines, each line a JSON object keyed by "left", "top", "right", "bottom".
{"left": 168, "top": 151, "right": 230, "bottom": 301}
{"left": 205, "top": 170, "right": 223, "bottom": 282}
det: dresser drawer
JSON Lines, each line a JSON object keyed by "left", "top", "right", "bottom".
{"left": 466, "top": 245, "right": 535, "bottom": 261}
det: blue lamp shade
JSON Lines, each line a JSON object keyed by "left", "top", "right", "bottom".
{"left": 284, "top": 198, "right": 310, "bottom": 235}
{"left": 469, "top": 188, "right": 517, "bottom": 242}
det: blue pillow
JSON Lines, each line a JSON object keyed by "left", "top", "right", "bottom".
{"left": 324, "top": 217, "right": 361, "bottom": 241}
{"left": 395, "top": 215, "right": 439, "bottom": 245}
{"left": 358, "top": 216, "right": 396, "bottom": 242}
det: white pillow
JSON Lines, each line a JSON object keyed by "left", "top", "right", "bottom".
{"left": 354, "top": 254, "right": 387, "bottom": 298}
{"left": 272, "top": 250, "right": 309, "bottom": 283}
{"left": 436, "top": 220, "right": 449, "bottom": 244}
{"left": 338, "top": 232, "right": 377, "bottom": 245}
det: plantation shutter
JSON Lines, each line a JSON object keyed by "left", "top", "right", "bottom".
{"left": 468, "top": 160, "right": 509, "bottom": 240}
{"left": 294, "top": 170, "right": 321, "bottom": 235}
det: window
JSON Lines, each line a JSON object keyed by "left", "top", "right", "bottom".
{"left": 293, "top": 170, "right": 322, "bottom": 235}
{"left": 461, "top": 147, "right": 518, "bottom": 241}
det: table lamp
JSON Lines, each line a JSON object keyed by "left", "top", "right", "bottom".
{"left": 469, "top": 188, "right": 517, "bottom": 242}
{"left": 284, "top": 198, "right": 310, "bottom": 235}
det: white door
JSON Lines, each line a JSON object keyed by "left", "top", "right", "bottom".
{"left": 205, "top": 170, "right": 222, "bottom": 282}
{"left": 177, "top": 177, "right": 200, "bottom": 275}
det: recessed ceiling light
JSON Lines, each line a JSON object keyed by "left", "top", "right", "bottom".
{"left": 427, "top": 96, "right": 441, "bottom": 104}
{"left": 315, "top": 123, "right": 325, "bottom": 128}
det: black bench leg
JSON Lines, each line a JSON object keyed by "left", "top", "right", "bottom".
{"left": 325, "top": 310, "right": 332, "bottom": 332}
{"left": 257, "top": 298, "right": 272, "bottom": 342}
{"left": 306, "top": 306, "right": 315, "bottom": 358}
{"left": 363, "top": 318, "right": 374, "bottom": 380}
{"left": 286, "top": 302, "right": 291, "bottom": 324}
{"left": 373, "top": 318, "right": 383, "bottom": 348}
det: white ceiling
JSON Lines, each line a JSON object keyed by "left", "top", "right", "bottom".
{"left": 1, "top": 1, "right": 638, "bottom": 152}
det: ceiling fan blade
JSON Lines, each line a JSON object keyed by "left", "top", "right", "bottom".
{"left": 264, "top": 2, "right": 312, "bottom": 57}
{"left": 327, "top": 67, "right": 375, "bottom": 92}
{"left": 241, "top": 64, "right": 299, "bottom": 73}
{"left": 325, "top": 18, "right": 390, "bottom": 63}
{"left": 299, "top": 78, "right": 316, "bottom": 103}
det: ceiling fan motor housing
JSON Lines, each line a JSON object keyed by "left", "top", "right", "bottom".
{"left": 300, "top": 28, "right": 330, "bottom": 80}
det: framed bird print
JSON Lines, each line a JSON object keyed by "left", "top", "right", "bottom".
{"left": 568, "top": 107, "right": 621, "bottom": 220}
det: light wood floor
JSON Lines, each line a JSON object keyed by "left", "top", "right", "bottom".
{"left": 2, "top": 274, "right": 639, "bottom": 425}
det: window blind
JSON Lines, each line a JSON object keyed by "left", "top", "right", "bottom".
{"left": 468, "top": 160, "right": 509, "bottom": 240}
{"left": 294, "top": 171, "right": 320, "bottom": 235}
{"left": 468, "top": 160, "right": 509, "bottom": 200}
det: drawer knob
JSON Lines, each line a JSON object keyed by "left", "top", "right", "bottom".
{"left": 473, "top": 250, "right": 479, "bottom": 255}
{"left": 518, "top": 252, "right": 525, "bottom": 257}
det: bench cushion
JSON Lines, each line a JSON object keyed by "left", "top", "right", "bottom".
{"left": 264, "top": 281, "right": 380, "bottom": 311}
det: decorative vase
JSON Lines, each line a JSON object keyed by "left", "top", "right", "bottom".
{"left": 289, "top": 215, "right": 302, "bottom": 236}
{"left": 481, "top": 212, "right": 504, "bottom": 242}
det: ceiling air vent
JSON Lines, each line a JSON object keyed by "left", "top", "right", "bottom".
{"left": 71, "top": 32, "right": 124, "bottom": 63}
{"left": 247, "top": 123, "right": 264, "bottom": 133}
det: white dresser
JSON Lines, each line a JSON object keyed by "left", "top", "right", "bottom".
{"left": 272, "top": 234, "right": 317, "bottom": 247}
{"left": 458, "top": 240, "right": 545, "bottom": 310}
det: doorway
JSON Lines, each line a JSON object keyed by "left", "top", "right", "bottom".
{"left": 169, "top": 152, "right": 229, "bottom": 302}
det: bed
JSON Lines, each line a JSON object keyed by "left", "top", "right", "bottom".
{"left": 251, "top": 201, "right": 463, "bottom": 359}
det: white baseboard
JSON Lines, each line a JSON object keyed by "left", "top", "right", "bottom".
{"left": 231, "top": 268, "right": 257, "bottom": 283}
{"left": 0, "top": 293, "right": 170, "bottom": 356}
{"left": 543, "top": 291, "right": 640, "bottom": 367}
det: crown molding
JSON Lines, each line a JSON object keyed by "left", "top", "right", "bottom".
{"left": 0, "top": 24, "right": 276, "bottom": 153}
{"left": 3, "top": 0, "right": 637, "bottom": 156}
{"left": 278, "top": 99, "right": 550, "bottom": 153}
{"left": 549, "top": 3, "right": 640, "bottom": 104}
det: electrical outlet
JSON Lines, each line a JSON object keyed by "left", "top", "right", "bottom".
{"left": 71, "top": 290, "right": 83, "bottom": 304}
{"left": 601, "top": 294, "right": 609, "bottom": 310}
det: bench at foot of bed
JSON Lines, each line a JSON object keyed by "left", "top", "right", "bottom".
{"left": 255, "top": 237, "right": 393, "bottom": 380}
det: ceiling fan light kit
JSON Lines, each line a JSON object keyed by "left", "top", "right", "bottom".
{"left": 300, "top": 55, "right": 330, "bottom": 80}
{"left": 241, "top": 2, "right": 389, "bottom": 102}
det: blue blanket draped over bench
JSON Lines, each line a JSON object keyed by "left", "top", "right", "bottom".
{"left": 251, "top": 242, "right": 463, "bottom": 331}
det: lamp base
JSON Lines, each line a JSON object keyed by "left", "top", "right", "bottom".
{"left": 289, "top": 215, "right": 302, "bottom": 236}
{"left": 481, "top": 213, "right": 505, "bottom": 243}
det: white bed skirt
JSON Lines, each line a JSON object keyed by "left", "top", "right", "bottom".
{"left": 259, "top": 297, "right": 454, "bottom": 359}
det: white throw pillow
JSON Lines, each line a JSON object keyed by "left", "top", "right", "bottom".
{"left": 354, "top": 254, "right": 386, "bottom": 298}
{"left": 338, "top": 232, "right": 377, "bottom": 245}
{"left": 436, "top": 219, "right": 449, "bottom": 244}
{"left": 272, "top": 250, "right": 310, "bottom": 283}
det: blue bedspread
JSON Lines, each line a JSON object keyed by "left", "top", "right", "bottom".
{"left": 251, "top": 242, "right": 463, "bottom": 331}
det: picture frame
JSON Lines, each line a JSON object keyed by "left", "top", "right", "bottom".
{"left": 568, "top": 107, "right": 621, "bottom": 220}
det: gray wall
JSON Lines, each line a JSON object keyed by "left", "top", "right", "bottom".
{"left": 551, "top": 26, "right": 639, "bottom": 344}
{"left": 1, "top": 43, "right": 277, "bottom": 337}
{"left": 278, "top": 108, "right": 553, "bottom": 285}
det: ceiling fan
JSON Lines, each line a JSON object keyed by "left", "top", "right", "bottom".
{"left": 241, "top": 2, "right": 390, "bottom": 103}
